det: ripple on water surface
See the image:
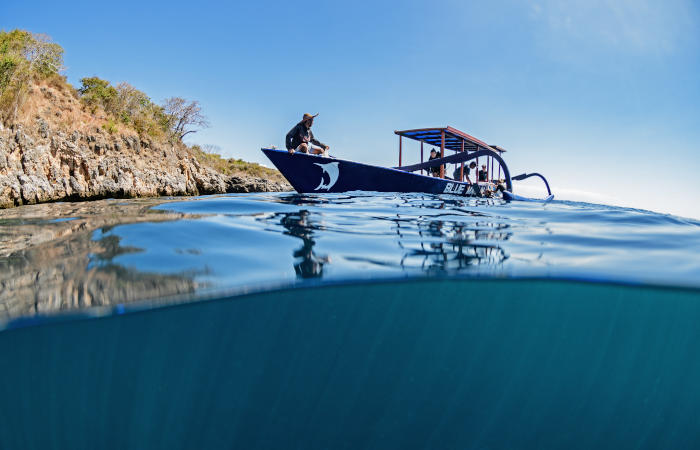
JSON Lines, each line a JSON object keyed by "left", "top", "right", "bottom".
{"left": 0, "top": 192, "right": 699, "bottom": 319}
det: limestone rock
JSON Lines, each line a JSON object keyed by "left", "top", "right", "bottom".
{"left": 0, "top": 123, "right": 291, "bottom": 208}
{"left": 227, "top": 175, "right": 291, "bottom": 193}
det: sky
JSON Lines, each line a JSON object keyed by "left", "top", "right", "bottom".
{"left": 3, "top": 0, "right": 700, "bottom": 218}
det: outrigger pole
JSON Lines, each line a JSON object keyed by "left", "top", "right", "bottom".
{"left": 512, "top": 173, "right": 552, "bottom": 196}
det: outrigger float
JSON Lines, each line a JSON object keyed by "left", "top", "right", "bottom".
{"left": 262, "top": 126, "right": 553, "bottom": 201}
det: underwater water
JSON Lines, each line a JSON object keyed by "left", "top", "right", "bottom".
{"left": 1, "top": 192, "right": 700, "bottom": 448}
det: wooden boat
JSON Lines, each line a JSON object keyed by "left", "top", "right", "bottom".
{"left": 262, "top": 126, "right": 552, "bottom": 200}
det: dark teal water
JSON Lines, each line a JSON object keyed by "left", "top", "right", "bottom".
{"left": 1, "top": 193, "right": 700, "bottom": 449}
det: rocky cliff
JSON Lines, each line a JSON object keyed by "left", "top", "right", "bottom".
{"left": 0, "top": 120, "right": 290, "bottom": 208}
{"left": 0, "top": 78, "right": 290, "bottom": 208}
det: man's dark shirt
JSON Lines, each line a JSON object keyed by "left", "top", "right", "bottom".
{"left": 453, "top": 165, "right": 475, "bottom": 182}
{"left": 478, "top": 169, "right": 488, "bottom": 182}
{"left": 286, "top": 121, "right": 326, "bottom": 150}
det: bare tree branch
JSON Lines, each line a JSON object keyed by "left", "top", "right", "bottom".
{"left": 162, "top": 97, "right": 209, "bottom": 142}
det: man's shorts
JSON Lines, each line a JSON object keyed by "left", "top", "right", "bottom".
{"left": 296, "top": 142, "right": 324, "bottom": 153}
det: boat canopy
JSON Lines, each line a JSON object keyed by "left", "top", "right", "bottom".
{"left": 394, "top": 127, "right": 505, "bottom": 153}
{"left": 394, "top": 126, "right": 506, "bottom": 179}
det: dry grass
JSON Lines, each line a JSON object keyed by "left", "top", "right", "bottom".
{"left": 190, "top": 147, "right": 287, "bottom": 182}
{"left": 15, "top": 77, "right": 137, "bottom": 138}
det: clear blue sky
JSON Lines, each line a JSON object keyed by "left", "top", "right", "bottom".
{"left": 4, "top": 0, "right": 700, "bottom": 218}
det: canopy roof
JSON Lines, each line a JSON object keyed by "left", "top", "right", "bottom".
{"left": 395, "top": 127, "right": 505, "bottom": 153}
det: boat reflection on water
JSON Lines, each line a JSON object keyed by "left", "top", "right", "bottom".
{"left": 270, "top": 194, "right": 511, "bottom": 278}
{"left": 279, "top": 210, "right": 331, "bottom": 278}
{"left": 394, "top": 218, "right": 510, "bottom": 273}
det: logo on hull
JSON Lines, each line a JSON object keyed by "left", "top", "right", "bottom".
{"left": 443, "top": 182, "right": 480, "bottom": 196}
{"left": 314, "top": 162, "right": 340, "bottom": 191}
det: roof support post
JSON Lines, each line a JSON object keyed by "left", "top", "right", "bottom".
{"left": 420, "top": 141, "right": 424, "bottom": 175}
{"left": 399, "top": 135, "right": 402, "bottom": 167}
{"left": 460, "top": 139, "right": 464, "bottom": 182}
{"left": 440, "top": 129, "right": 445, "bottom": 178}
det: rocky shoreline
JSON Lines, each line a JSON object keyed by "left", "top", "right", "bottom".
{"left": 0, "top": 120, "right": 290, "bottom": 209}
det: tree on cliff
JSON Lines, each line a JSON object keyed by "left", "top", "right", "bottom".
{"left": 78, "top": 78, "right": 207, "bottom": 141}
{"left": 0, "top": 30, "right": 64, "bottom": 123}
{"left": 162, "top": 97, "right": 209, "bottom": 141}
{"left": 78, "top": 76, "right": 118, "bottom": 113}
{"left": 78, "top": 77, "right": 170, "bottom": 137}
{"left": 114, "top": 82, "right": 169, "bottom": 137}
{"left": 2, "top": 29, "right": 210, "bottom": 144}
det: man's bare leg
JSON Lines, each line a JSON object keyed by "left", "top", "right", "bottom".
{"left": 310, "top": 146, "right": 329, "bottom": 157}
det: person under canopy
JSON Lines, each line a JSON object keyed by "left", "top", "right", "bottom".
{"left": 453, "top": 161, "right": 477, "bottom": 183}
{"left": 428, "top": 148, "right": 442, "bottom": 177}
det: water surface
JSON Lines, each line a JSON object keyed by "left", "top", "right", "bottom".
{"left": 1, "top": 192, "right": 699, "bottom": 320}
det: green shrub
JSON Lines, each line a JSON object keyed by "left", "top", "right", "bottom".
{"left": 102, "top": 118, "right": 118, "bottom": 134}
{"left": 0, "top": 29, "right": 64, "bottom": 123}
{"left": 78, "top": 76, "right": 117, "bottom": 113}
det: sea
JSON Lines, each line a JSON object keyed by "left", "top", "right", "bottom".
{"left": 1, "top": 192, "right": 700, "bottom": 449}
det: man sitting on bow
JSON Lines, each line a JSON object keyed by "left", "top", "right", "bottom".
{"left": 286, "top": 113, "right": 330, "bottom": 157}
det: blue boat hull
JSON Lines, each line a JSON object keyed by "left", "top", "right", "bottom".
{"left": 261, "top": 148, "right": 486, "bottom": 196}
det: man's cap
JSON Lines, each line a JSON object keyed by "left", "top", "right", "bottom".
{"left": 303, "top": 113, "right": 319, "bottom": 121}
{"left": 430, "top": 148, "right": 437, "bottom": 152}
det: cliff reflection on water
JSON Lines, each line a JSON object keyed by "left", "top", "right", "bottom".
{"left": 0, "top": 198, "right": 199, "bottom": 319}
